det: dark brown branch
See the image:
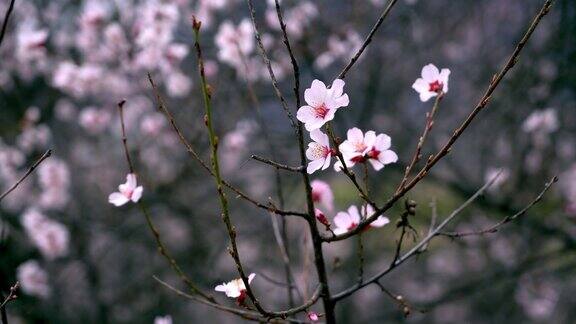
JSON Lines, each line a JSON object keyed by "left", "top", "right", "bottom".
{"left": 0, "top": 0, "right": 16, "bottom": 48}
{"left": 373, "top": 281, "right": 414, "bottom": 317}
{"left": 251, "top": 155, "right": 303, "bottom": 172}
{"left": 0, "top": 149, "right": 51, "bottom": 203}
{"left": 324, "top": 0, "right": 555, "bottom": 242}
{"left": 0, "top": 281, "right": 18, "bottom": 309}
{"left": 437, "top": 176, "right": 558, "bottom": 238}
{"left": 336, "top": 0, "right": 399, "bottom": 80}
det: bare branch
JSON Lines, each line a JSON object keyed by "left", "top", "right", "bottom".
{"left": 332, "top": 173, "right": 555, "bottom": 301}
{"left": 336, "top": 0, "right": 399, "bottom": 80}
{"left": 0, "top": 149, "right": 51, "bottom": 203}
{"left": 0, "top": 0, "right": 16, "bottom": 48}
{"left": 437, "top": 176, "right": 558, "bottom": 238}
{"left": 251, "top": 155, "right": 303, "bottom": 172}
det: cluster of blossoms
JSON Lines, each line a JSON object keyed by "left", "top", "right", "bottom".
{"left": 297, "top": 78, "right": 401, "bottom": 175}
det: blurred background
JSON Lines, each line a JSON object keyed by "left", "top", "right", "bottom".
{"left": 0, "top": 0, "right": 575, "bottom": 322}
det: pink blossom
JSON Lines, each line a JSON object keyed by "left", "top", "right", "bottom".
{"left": 333, "top": 205, "right": 389, "bottom": 235}
{"left": 140, "top": 113, "right": 166, "bottom": 136}
{"left": 79, "top": 107, "right": 111, "bottom": 134}
{"left": 297, "top": 79, "right": 349, "bottom": 131}
{"left": 108, "top": 173, "right": 144, "bottom": 206}
{"left": 311, "top": 180, "right": 334, "bottom": 211}
{"left": 336, "top": 128, "right": 398, "bottom": 171}
{"left": 215, "top": 20, "right": 254, "bottom": 67}
{"left": 17, "top": 260, "right": 50, "bottom": 298}
{"left": 21, "top": 209, "right": 70, "bottom": 260}
{"left": 306, "top": 129, "right": 334, "bottom": 174}
{"left": 16, "top": 28, "right": 49, "bottom": 62}
{"left": 215, "top": 273, "right": 256, "bottom": 304}
{"left": 412, "top": 64, "right": 450, "bottom": 102}
{"left": 522, "top": 108, "right": 558, "bottom": 134}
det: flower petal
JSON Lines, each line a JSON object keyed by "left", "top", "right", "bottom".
{"left": 109, "top": 192, "right": 129, "bottom": 206}
{"left": 304, "top": 80, "right": 327, "bottom": 107}
{"left": 421, "top": 64, "right": 439, "bottom": 82}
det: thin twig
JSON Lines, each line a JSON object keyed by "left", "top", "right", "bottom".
{"left": 336, "top": 0, "right": 399, "bottom": 80}
{"left": 437, "top": 176, "right": 558, "bottom": 238}
{"left": 0, "top": 282, "right": 18, "bottom": 309}
{"left": 193, "top": 17, "right": 270, "bottom": 316}
{"left": 324, "top": 0, "right": 555, "bottom": 242}
{"left": 154, "top": 276, "right": 317, "bottom": 323}
{"left": 333, "top": 173, "right": 555, "bottom": 301}
{"left": 0, "top": 0, "right": 16, "bottom": 48}
{"left": 245, "top": 0, "right": 297, "bottom": 129}
{"left": 251, "top": 155, "right": 303, "bottom": 172}
{"left": 0, "top": 149, "right": 51, "bottom": 203}
{"left": 395, "top": 93, "right": 444, "bottom": 194}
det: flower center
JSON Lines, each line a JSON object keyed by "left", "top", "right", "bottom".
{"left": 314, "top": 104, "right": 329, "bottom": 119}
{"left": 428, "top": 80, "right": 443, "bottom": 93}
{"left": 236, "top": 290, "right": 247, "bottom": 305}
{"left": 367, "top": 147, "right": 380, "bottom": 159}
{"left": 347, "top": 222, "right": 358, "bottom": 231}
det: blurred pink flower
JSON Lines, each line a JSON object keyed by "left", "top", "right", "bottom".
{"left": 22, "top": 209, "right": 70, "bottom": 260}
{"left": 311, "top": 180, "right": 334, "bottom": 211}
{"left": 336, "top": 128, "right": 397, "bottom": 171}
{"left": 108, "top": 173, "right": 143, "bottom": 206}
{"left": 17, "top": 260, "right": 50, "bottom": 298}
{"left": 215, "top": 19, "right": 254, "bottom": 67}
{"left": 412, "top": 63, "right": 450, "bottom": 102}
{"left": 306, "top": 129, "right": 334, "bottom": 174}
{"left": 297, "top": 79, "right": 349, "bottom": 131}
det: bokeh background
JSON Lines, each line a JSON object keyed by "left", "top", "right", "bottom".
{"left": 1, "top": 0, "right": 575, "bottom": 322}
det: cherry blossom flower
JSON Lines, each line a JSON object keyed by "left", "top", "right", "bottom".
{"left": 297, "top": 79, "right": 349, "bottom": 131}
{"left": 17, "top": 260, "right": 51, "bottom": 298}
{"left": 412, "top": 64, "right": 450, "bottom": 102}
{"left": 215, "top": 273, "right": 256, "bottom": 304}
{"left": 311, "top": 180, "right": 334, "bottom": 211}
{"left": 154, "top": 315, "right": 173, "bottom": 324}
{"left": 306, "top": 129, "right": 334, "bottom": 174}
{"left": 336, "top": 128, "right": 398, "bottom": 171}
{"left": 333, "top": 205, "right": 389, "bottom": 235}
{"left": 108, "top": 173, "right": 144, "bottom": 206}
